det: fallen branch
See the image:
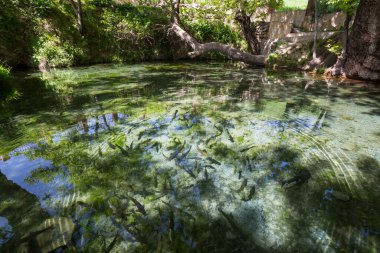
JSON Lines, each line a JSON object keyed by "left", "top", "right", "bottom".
{"left": 168, "top": 0, "right": 265, "bottom": 66}
{"left": 169, "top": 23, "right": 266, "bottom": 65}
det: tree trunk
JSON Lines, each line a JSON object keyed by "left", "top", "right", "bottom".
{"left": 302, "top": 0, "right": 315, "bottom": 29}
{"left": 235, "top": 10, "right": 261, "bottom": 55}
{"left": 169, "top": 0, "right": 265, "bottom": 65}
{"left": 312, "top": 0, "right": 318, "bottom": 59}
{"left": 343, "top": 13, "right": 352, "bottom": 56}
{"left": 69, "top": 0, "right": 83, "bottom": 35}
{"left": 343, "top": 0, "right": 380, "bottom": 80}
{"left": 328, "top": 13, "right": 352, "bottom": 76}
{"left": 304, "top": 0, "right": 315, "bottom": 17}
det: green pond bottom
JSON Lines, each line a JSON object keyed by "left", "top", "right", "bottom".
{"left": 0, "top": 62, "right": 380, "bottom": 252}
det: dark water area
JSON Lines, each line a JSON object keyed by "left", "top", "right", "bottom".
{"left": 0, "top": 62, "right": 380, "bottom": 252}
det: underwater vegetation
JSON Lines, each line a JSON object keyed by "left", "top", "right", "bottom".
{"left": 0, "top": 63, "right": 380, "bottom": 252}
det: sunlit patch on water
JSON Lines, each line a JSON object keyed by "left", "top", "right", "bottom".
{"left": 0, "top": 63, "right": 379, "bottom": 252}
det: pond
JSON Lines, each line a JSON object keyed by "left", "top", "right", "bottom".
{"left": 0, "top": 62, "right": 380, "bottom": 252}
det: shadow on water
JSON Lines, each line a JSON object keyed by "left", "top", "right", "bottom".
{"left": 0, "top": 62, "right": 380, "bottom": 252}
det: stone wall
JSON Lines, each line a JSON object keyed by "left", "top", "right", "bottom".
{"left": 267, "top": 22, "right": 294, "bottom": 39}
{"left": 302, "top": 12, "right": 353, "bottom": 32}
{"left": 267, "top": 10, "right": 350, "bottom": 39}
{"left": 270, "top": 10, "right": 306, "bottom": 27}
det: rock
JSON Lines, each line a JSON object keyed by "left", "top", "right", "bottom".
{"left": 332, "top": 191, "right": 350, "bottom": 201}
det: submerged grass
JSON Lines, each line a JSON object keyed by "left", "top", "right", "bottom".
{"left": 1, "top": 63, "right": 380, "bottom": 252}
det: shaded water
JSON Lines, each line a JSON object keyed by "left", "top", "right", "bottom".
{"left": 1, "top": 62, "right": 380, "bottom": 252}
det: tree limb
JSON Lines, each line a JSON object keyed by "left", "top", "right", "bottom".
{"left": 169, "top": 23, "right": 266, "bottom": 65}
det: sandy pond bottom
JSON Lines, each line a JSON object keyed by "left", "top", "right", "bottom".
{"left": 0, "top": 62, "right": 380, "bottom": 252}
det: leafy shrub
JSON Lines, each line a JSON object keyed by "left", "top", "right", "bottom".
{"left": 0, "top": 65, "right": 10, "bottom": 84}
{"left": 33, "top": 34, "right": 83, "bottom": 68}
{"left": 88, "top": 0, "right": 113, "bottom": 7}
{"left": 0, "top": 65, "right": 21, "bottom": 107}
{"left": 95, "top": 5, "right": 170, "bottom": 62}
{"left": 325, "top": 39, "right": 343, "bottom": 56}
{"left": 184, "top": 20, "right": 244, "bottom": 47}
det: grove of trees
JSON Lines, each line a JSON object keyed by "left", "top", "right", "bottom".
{"left": 0, "top": 0, "right": 379, "bottom": 80}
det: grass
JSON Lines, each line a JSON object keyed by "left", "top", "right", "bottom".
{"left": 279, "top": 0, "right": 308, "bottom": 11}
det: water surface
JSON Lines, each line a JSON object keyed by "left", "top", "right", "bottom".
{"left": 1, "top": 63, "right": 380, "bottom": 252}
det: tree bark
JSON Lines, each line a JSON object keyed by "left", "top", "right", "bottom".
{"left": 343, "top": 0, "right": 380, "bottom": 80}
{"left": 235, "top": 10, "right": 261, "bottom": 55}
{"left": 305, "top": 0, "right": 315, "bottom": 17}
{"left": 343, "top": 13, "right": 352, "bottom": 56}
{"left": 302, "top": 0, "right": 315, "bottom": 29}
{"left": 312, "top": 0, "right": 318, "bottom": 59}
{"left": 328, "top": 13, "right": 352, "bottom": 76}
{"left": 169, "top": 0, "right": 265, "bottom": 65}
{"left": 69, "top": 0, "right": 83, "bottom": 35}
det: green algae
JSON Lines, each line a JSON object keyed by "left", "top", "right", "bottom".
{"left": 0, "top": 63, "right": 380, "bottom": 252}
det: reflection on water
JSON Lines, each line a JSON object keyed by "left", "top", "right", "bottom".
{"left": 0, "top": 63, "right": 380, "bottom": 252}
{"left": 0, "top": 217, "right": 13, "bottom": 246}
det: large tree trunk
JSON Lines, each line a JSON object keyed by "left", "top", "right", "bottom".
{"left": 302, "top": 0, "right": 315, "bottom": 29}
{"left": 69, "top": 0, "right": 83, "bottom": 35}
{"left": 328, "top": 13, "right": 352, "bottom": 76}
{"left": 235, "top": 10, "right": 261, "bottom": 55}
{"left": 343, "top": 13, "right": 352, "bottom": 56}
{"left": 312, "top": 0, "right": 318, "bottom": 59}
{"left": 304, "top": 0, "right": 315, "bottom": 16}
{"left": 169, "top": 0, "right": 265, "bottom": 65}
{"left": 342, "top": 0, "right": 380, "bottom": 80}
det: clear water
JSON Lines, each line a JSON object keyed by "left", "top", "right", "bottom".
{"left": 1, "top": 62, "right": 380, "bottom": 252}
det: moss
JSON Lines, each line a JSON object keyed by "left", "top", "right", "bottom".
{"left": 0, "top": 65, "right": 11, "bottom": 84}
{"left": 267, "top": 52, "right": 304, "bottom": 70}
{"left": 211, "top": 142, "right": 239, "bottom": 160}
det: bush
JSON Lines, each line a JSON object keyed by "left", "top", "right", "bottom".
{"left": 88, "top": 0, "right": 113, "bottom": 7}
{"left": 325, "top": 39, "right": 343, "bottom": 56}
{"left": 184, "top": 20, "right": 244, "bottom": 47}
{"left": 0, "top": 65, "right": 10, "bottom": 84}
{"left": 33, "top": 34, "right": 83, "bottom": 68}
{"left": 0, "top": 65, "right": 20, "bottom": 107}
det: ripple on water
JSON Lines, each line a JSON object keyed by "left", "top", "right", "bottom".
{"left": 0, "top": 64, "right": 380, "bottom": 252}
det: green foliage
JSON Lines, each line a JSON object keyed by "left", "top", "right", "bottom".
{"left": 184, "top": 19, "right": 243, "bottom": 46}
{"left": 0, "top": 65, "right": 10, "bottom": 84}
{"left": 327, "top": 0, "right": 359, "bottom": 14}
{"left": 29, "top": 0, "right": 54, "bottom": 16}
{"left": 33, "top": 34, "right": 83, "bottom": 68}
{"left": 0, "top": 0, "right": 35, "bottom": 66}
{"left": 87, "top": 0, "right": 114, "bottom": 7}
{"left": 325, "top": 38, "right": 342, "bottom": 56}
{"left": 93, "top": 5, "right": 170, "bottom": 62}
{"left": 308, "top": 0, "right": 359, "bottom": 14}
{"left": 316, "top": 66, "right": 326, "bottom": 74}
{"left": 267, "top": 52, "right": 305, "bottom": 69}
{"left": 0, "top": 65, "right": 21, "bottom": 108}
{"left": 224, "top": 0, "right": 284, "bottom": 14}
